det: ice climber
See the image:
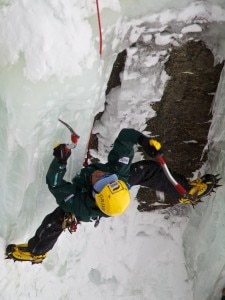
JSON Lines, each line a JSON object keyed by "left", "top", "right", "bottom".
{"left": 6, "top": 128, "right": 219, "bottom": 263}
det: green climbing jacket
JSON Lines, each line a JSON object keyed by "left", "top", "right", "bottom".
{"left": 46, "top": 128, "right": 143, "bottom": 222}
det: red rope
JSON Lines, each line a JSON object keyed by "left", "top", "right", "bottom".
{"left": 95, "top": 0, "right": 102, "bottom": 56}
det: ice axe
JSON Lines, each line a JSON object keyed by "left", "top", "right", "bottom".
{"left": 156, "top": 154, "right": 188, "bottom": 196}
{"left": 154, "top": 146, "right": 221, "bottom": 205}
{"left": 150, "top": 140, "right": 188, "bottom": 197}
{"left": 58, "top": 118, "right": 80, "bottom": 150}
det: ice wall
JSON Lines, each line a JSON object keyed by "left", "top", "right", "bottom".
{"left": 183, "top": 65, "right": 225, "bottom": 300}
{"left": 0, "top": 0, "right": 119, "bottom": 242}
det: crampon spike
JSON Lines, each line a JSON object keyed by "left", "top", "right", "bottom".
{"left": 212, "top": 174, "right": 222, "bottom": 183}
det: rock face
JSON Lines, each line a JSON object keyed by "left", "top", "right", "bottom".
{"left": 138, "top": 41, "right": 223, "bottom": 211}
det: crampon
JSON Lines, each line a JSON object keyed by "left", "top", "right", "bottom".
{"left": 5, "top": 244, "right": 47, "bottom": 264}
{"left": 179, "top": 174, "right": 222, "bottom": 206}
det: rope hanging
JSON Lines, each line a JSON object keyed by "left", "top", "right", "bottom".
{"left": 95, "top": 0, "right": 102, "bottom": 56}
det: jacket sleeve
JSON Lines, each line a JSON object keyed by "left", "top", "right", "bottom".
{"left": 46, "top": 159, "right": 105, "bottom": 221}
{"left": 46, "top": 158, "right": 75, "bottom": 213}
{"left": 107, "top": 128, "right": 143, "bottom": 179}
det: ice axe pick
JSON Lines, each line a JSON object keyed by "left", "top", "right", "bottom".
{"left": 58, "top": 118, "right": 80, "bottom": 150}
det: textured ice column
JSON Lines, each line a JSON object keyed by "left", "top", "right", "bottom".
{"left": 183, "top": 65, "right": 225, "bottom": 300}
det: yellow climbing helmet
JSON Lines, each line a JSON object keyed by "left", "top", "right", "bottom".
{"left": 94, "top": 175, "right": 130, "bottom": 217}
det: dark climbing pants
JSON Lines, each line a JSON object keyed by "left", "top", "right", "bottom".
{"left": 28, "top": 206, "right": 65, "bottom": 255}
{"left": 28, "top": 160, "right": 189, "bottom": 255}
{"left": 128, "top": 160, "right": 189, "bottom": 198}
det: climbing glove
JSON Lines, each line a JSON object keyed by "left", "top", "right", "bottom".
{"left": 138, "top": 135, "right": 162, "bottom": 158}
{"left": 53, "top": 144, "right": 71, "bottom": 164}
